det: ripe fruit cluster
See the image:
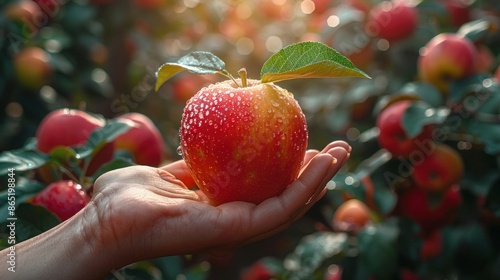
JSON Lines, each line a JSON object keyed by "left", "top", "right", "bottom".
{"left": 31, "top": 108, "right": 166, "bottom": 221}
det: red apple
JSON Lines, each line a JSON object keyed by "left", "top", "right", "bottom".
{"left": 397, "top": 184, "right": 461, "bottom": 233}
{"left": 420, "top": 230, "right": 443, "bottom": 260}
{"left": 332, "top": 199, "right": 372, "bottom": 233}
{"left": 412, "top": 143, "right": 464, "bottom": 193}
{"left": 443, "top": 0, "right": 471, "bottom": 27}
{"left": 5, "top": 0, "right": 43, "bottom": 34}
{"left": 417, "top": 33, "right": 478, "bottom": 94}
{"left": 179, "top": 77, "right": 308, "bottom": 204}
{"left": 13, "top": 47, "right": 53, "bottom": 90}
{"left": 376, "top": 100, "right": 434, "bottom": 158}
{"left": 240, "top": 260, "right": 277, "bottom": 280}
{"left": 32, "top": 180, "right": 90, "bottom": 221}
{"left": 365, "top": 0, "right": 418, "bottom": 42}
{"left": 475, "top": 44, "right": 495, "bottom": 73}
{"left": 114, "top": 112, "right": 166, "bottom": 167}
{"left": 36, "top": 109, "right": 114, "bottom": 179}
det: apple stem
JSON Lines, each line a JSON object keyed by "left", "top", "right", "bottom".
{"left": 238, "top": 68, "right": 248, "bottom": 87}
{"left": 221, "top": 70, "right": 241, "bottom": 88}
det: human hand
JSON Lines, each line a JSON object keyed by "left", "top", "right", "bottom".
{"left": 84, "top": 140, "right": 351, "bottom": 268}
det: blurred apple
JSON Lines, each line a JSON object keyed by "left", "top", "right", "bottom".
{"left": 397, "top": 184, "right": 462, "bottom": 234}
{"left": 419, "top": 230, "right": 442, "bottom": 260}
{"left": 443, "top": 0, "right": 472, "bottom": 27}
{"left": 5, "top": 0, "right": 44, "bottom": 34}
{"left": 171, "top": 72, "right": 219, "bottom": 103}
{"left": 14, "top": 47, "right": 53, "bottom": 89}
{"left": 13, "top": 47, "right": 53, "bottom": 90}
{"left": 366, "top": 0, "right": 418, "bottom": 42}
{"left": 475, "top": 44, "right": 495, "bottom": 73}
{"left": 114, "top": 112, "right": 166, "bottom": 167}
{"left": 332, "top": 199, "right": 372, "bottom": 233}
{"left": 417, "top": 33, "right": 478, "bottom": 94}
{"left": 36, "top": 109, "right": 114, "bottom": 182}
{"left": 412, "top": 143, "right": 464, "bottom": 193}
{"left": 376, "top": 100, "right": 434, "bottom": 158}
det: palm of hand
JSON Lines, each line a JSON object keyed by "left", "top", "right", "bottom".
{"left": 87, "top": 141, "right": 350, "bottom": 265}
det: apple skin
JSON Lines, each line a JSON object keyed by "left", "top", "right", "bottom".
{"left": 419, "top": 230, "right": 442, "bottom": 260}
{"left": 365, "top": 0, "right": 418, "bottom": 42}
{"left": 32, "top": 180, "right": 90, "bottom": 221}
{"left": 412, "top": 143, "right": 464, "bottom": 193}
{"left": 332, "top": 199, "right": 371, "bottom": 233}
{"left": 179, "top": 79, "right": 308, "bottom": 205}
{"left": 13, "top": 47, "right": 53, "bottom": 90}
{"left": 114, "top": 112, "right": 166, "bottom": 167}
{"left": 397, "top": 184, "right": 461, "bottom": 234}
{"left": 443, "top": 0, "right": 471, "bottom": 27}
{"left": 5, "top": 0, "right": 43, "bottom": 33}
{"left": 417, "top": 33, "right": 478, "bottom": 94}
{"left": 376, "top": 100, "right": 434, "bottom": 158}
{"left": 36, "top": 109, "right": 114, "bottom": 180}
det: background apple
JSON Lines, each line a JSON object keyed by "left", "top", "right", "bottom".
{"left": 13, "top": 47, "right": 53, "bottom": 90}
{"left": 417, "top": 33, "right": 478, "bottom": 94}
{"left": 412, "top": 143, "right": 464, "bottom": 193}
{"left": 114, "top": 112, "right": 167, "bottom": 167}
{"left": 396, "top": 184, "right": 462, "bottom": 234}
{"left": 32, "top": 180, "right": 90, "bottom": 221}
{"left": 365, "top": 0, "right": 418, "bottom": 42}
{"left": 5, "top": 0, "right": 43, "bottom": 34}
{"left": 376, "top": 100, "right": 434, "bottom": 157}
{"left": 332, "top": 199, "right": 372, "bottom": 233}
{"left": 36, "top": 108, "right": 114, "bottom": 180}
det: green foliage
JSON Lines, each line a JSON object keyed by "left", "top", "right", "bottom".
{"left": 260, "top": 41, "right": 370, "bottom": 83}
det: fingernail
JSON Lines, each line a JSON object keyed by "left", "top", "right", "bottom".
{"left": 332, "top": 157, "right": 338, "bottom": 165}
{"left": 348, "top": 145, "right": 352, "bottom": 153}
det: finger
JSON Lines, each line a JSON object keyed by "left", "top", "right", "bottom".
{"left": 302, "top": 149, "right": 319, "bottom": 167}
{"left": 319, "top": 141, "right": 351, "bottom": 154}
{"left": 249, "top": 153, "right": 335, "bottom": 233}
{"left": 159, "top": 160, "right": 197, "bottom": 188}
{"left": 244, "top": 148, "right": 350, "bottom": 243}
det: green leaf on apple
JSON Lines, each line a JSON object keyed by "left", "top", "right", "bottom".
{"left": 260, "top": 41, "right": 370, "bottom": 83}
{"left": 402, "top": 102, "right": 448, "bottom": 138}
{"left": 155, "top": 51, "right": 226, "bottom": 91}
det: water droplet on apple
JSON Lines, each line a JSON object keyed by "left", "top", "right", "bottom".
{"left": 229, "top": 92, "right": 234, "bottom": 98}
{"left": 271, "top": 100, "right": 279, "bottom": 107}
{"left": 176, "top": 146, "right": 183, "bottom": 156}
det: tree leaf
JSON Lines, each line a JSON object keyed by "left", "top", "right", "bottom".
{"left": 283, "top": 231, "right": 348, "bottom": 279}
{"left": 0, "top": 177, "right": 45, "bottom": 221}
{"left": 402, "top": 102, "right": 448, "bottom": 138}
{"left": 155, "top": 51, "right": 226, "bottom": 91}
{"left": 74, "top": 119, "right": 132, "bottom": 159}
{"left": 358, "top": 221, "right": 399, "bottom": 279}
{"left": 15, "top": 203, "right": 61, "bottom": 242}
{"left": 260, "top": 41, "right": 370, "bottom": 83}
{"left": 0, "top": 147, "right": 49, "bottom": 176}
